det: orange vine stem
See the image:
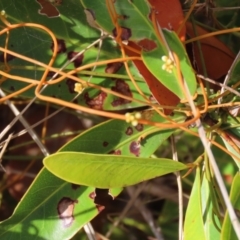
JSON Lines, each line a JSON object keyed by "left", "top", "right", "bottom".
{"left": 185, "top": 27, "right": 240, "bottom": 44}
{"left": 177, "top": 0, "right": 198, "bottom": 36}
{"left": 1, "top": 5, "right": 239, "bottom": 163}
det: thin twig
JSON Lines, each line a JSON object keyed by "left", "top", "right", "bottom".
{"left": 218, "top": 50, "right": 240, "bottom": 104}
{"left": 197, "top": 74, "right": 240, "bottom": 98}
{"left": 0, "top": 133, "right": 13, "bottom": 172}
{"left": 0, "top": 34, "right": 108, "bottom": 143}
{"left": 106, "top": 183, "right": 146, "bottom": 238}
{"left": 0, "top": 89, "right": 49, "bottom": 156}
{"left": 170, "top": 136, "right": 183, "bottom": 240}
{"left": 127, "top": 186, "right": 164, "bottom": 240}
{"left": 0, "top": 168, "right": 36, "bottom": 178}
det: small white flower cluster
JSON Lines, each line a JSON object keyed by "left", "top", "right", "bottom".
{"left": 74, "top": 82, "right": 88, "bottom": 93}
{"left": 161, "top": 55, "right": 174, "bottom": 73}
{"left": 125, "top": 112, "right": 142, "bottom": 126}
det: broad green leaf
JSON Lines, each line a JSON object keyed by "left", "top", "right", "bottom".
{"left": 0, "top": 114, "right": 179, "bottom": 239}
{"left": 201, "top": 172, "right": 221, "bottom": 240}
{"left": 43, "top": 151, "right": 187, "bottom": 188}
{"left": 0, "top": 168, "right": 97, "bottom": 240}
{"left": 60, "top": 111, "right": 185, "bottom": 156}
{"left": 221, "top": 172, "right": 240, "bottom": 240}
{"left": 184, "top": 167, "right": 206, "bottom": 240}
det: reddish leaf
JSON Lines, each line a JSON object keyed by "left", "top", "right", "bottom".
{"left": 147, "top": 0, "right": 186, "bottom": 41}
{"left": 123, "top": 0, "right": 184, "bottom": 113}
{"left": 186, "top": 22, "right": 235, "bottom": 80}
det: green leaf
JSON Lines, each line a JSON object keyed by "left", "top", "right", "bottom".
{"left": 201, "top": 172, "right": 221, "bottom": 239}
{"left": 184, "top": 167, "right": 206, "bottom": 240}
{"left": 60, "top": 112, "right": 185, "bottom": 156}
{"left": 0, "top": 168, "right": 97, "bottom": 239}
{"left": 81, "top": 0, "right": 154, "bottom": 41}
{"left": 43, "top": 152, "right": 187, "bottom": 188}
{"left": 142, "top": 30, "right": 197, "bottom": 99}
{"left": 221, "top": 172, "right": 240, "bottom": 240}
{"left": 0, "top": 0, "right": 99, "bottom": 99}
{"left": 0, "top": 114, "right": 179, "bottom": 239}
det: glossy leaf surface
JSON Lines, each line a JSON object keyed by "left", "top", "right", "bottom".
{"left": 44, "top": 152, "right": 187, "bottom": 188}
